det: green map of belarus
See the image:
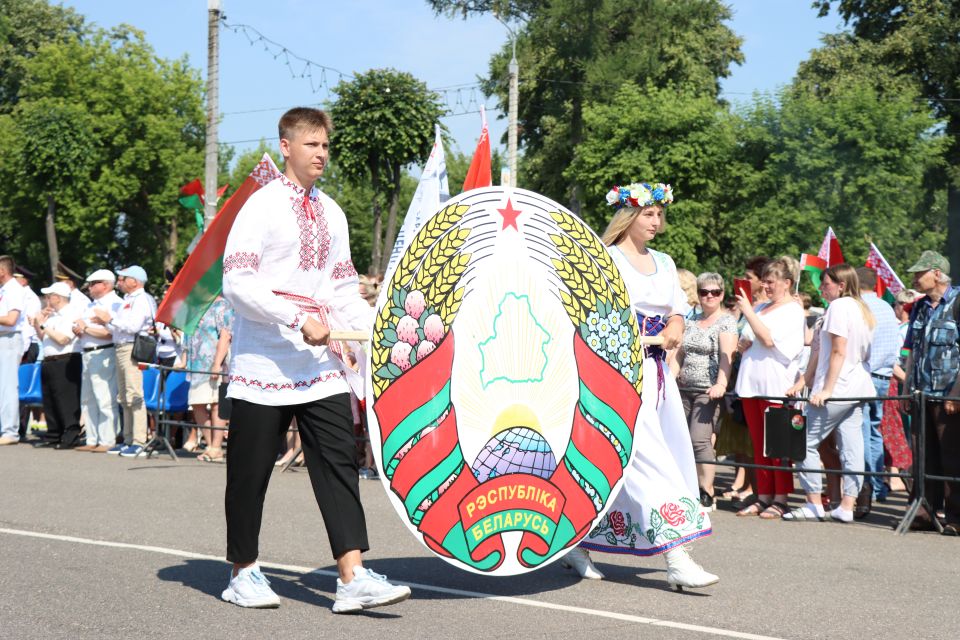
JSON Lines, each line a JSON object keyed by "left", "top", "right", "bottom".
{"left": 478, "top": 293, "right": 552, "bottom": 389}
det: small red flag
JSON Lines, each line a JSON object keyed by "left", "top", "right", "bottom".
{"left": 462, "top": 107, "right": 491, "bottom": 192}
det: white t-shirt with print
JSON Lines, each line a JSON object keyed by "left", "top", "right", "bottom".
{"left": 735, "top": 301, "right": 806, "bottom": 398}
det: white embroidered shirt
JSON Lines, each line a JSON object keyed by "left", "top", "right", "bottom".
{"left": 222, "top": 174, "right": 370, "bottom": 406}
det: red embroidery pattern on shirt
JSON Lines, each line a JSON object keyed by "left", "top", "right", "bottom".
{"left": 331, "top": 260, "right": 358, "bottom": 280}
{"left": 223, "top": 252, "right": 261, "bottom": 274}
{"left": 280, "top": 175, "right": 331, "bottom": 272}
{"left": 229, "top": 370, "right": 344, "bottom": 390}
{"left": 287, "top": 311, "right": 304, "bottom": 330}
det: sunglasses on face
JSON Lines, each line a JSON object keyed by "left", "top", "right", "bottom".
{"left": 698, "top": 289, "right": 723, "bottom": 297}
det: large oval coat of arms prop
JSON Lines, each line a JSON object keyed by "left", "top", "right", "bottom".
{"left": 366, "top": 187, "right": 643, "bottom": 575}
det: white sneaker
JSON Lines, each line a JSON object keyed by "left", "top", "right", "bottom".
{"left": 829, "top": 506, "right": 854, "bottom": 523}
{"left": 560, "top": 547, "right": 604, "bottom": 580}
{"left": 664, "top": 546, "right": 718, "bottom": 591}
{"left": 332, "top": 566, "right": 411, "bottom": 614}
{"left": 221, "top": 564, "right": 281, "bottom": 608}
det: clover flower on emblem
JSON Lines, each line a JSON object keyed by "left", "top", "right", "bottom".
{"left": 617, "top": 325, "right": 631, "bottom": 343}
{"left": 605, "top": 333, "right": 620, "bottom": 352}
{"left": 597, "top": 317, "right": 612, "bottom": 338}
{"left": 618, "top": 347, "right": 631, "bottom": 366}
{"left": 609, "top": 311, "right": 622, "bottom": 329}
{"left": 587, "top": 334, "right": 603, "bottom": 351}
{"left": 587, "top": 311, "right": 601, "bottom": 331}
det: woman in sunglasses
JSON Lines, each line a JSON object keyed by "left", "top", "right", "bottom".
{"left": 675, "top": 273, "right": 737, "bottom": 511}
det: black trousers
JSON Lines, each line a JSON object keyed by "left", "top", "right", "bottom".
{"left": 40, "top": 352, "right": 82, "bottom": 445}
{"left": 225, "top": 394, "right": 369, "bottom": 563}
{"left": 917, "top": 401, "right": 960, "bottom": 526}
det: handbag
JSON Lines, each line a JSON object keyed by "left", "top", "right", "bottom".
{"left": 763, "top": 403, "right": 806, "bottom": 461}
{"left": 217, "top": 381, "right": 232, "bottom": 421}
{"left": 131, "top": 332, "right": 158, "bottom": 363}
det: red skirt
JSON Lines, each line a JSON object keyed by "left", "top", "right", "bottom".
{"left": 880, "top": 377, "right": 912, "bottom": 469}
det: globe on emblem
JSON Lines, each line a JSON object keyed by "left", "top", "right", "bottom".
{"left": 471, "top": 427, "right": 558, "bottom": 482}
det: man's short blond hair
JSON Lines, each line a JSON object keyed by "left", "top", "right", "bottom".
{"left": 278, "top": 107, "right": 333, "bottom": 141}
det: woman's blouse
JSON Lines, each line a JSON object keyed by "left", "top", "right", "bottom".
{"left": 735, "top": 300, "right": 806, "bottom": 398}
{"left": 186, "top": 298, "right": 234, "bottom": 380}
{"left": 609, "top": 246, "right": 690, "bottom": 320}
{"left": 679, "top": 313, "right": 738, "bottom": 389}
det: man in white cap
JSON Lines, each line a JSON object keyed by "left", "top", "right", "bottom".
{"left": 56, "top": 273, "right": 91, "bottom": 315}
{"left": 91, "top": 265, "right": 156, "bottom": 457}
{"left": 73, "top": 269, "right": 124, "bottom": 452}
{"left": 32, "top": 282, "right": 83, "bottom": 448}
{"left": 0, "top": 255, "right": 26, "bottom": 445}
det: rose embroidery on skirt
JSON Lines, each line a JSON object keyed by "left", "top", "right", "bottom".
{"left": 645, "top": 497, "right": 705, "bottom": 546}
{"left": 659, "top": 502, "right": 686, "bottom": 527}
{"left": 608, "top": 510, "right": 627, "bottom": 537}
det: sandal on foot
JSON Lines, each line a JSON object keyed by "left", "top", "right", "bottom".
{"left": 181, "top": 441, "right": 199, "bottom": 453}
{"left": 732, "top": 493, "right": 757, "bottom": 511}
{"left": 721, "top": 486, "right": 744, "bottom": 500}
{"left": 758, "top": 501, "right": 788, "bottom": 520}
{"left": 736, "top": 500, "right": 768, "bottom": 517}
{"left": 199, "top": 448, "right": 225, "bottom": 463}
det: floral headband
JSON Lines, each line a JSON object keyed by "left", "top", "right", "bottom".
{"left": 605, "top": 182, "right": 673, "bottom": 210}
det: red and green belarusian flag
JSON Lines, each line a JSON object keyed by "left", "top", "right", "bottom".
{"left": 178, "top": 179, "right": 229, "bottom": 232}
{"left": 157, "top": 154, "right": 281, "bottom": 333}
{"left": 801, "top": 227, "right": 845, "bottom": 288}
{"left": 865, "top": 242, "right": 904, "bottom": 305}
{"left": 800, "top": 253, "right": 828, "bottom": 288}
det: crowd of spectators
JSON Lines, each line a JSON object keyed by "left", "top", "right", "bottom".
{"left": 2, "top": 247, "right": 958, "bottom": 532}
{"left": 669, "top": 250, "right": 959, "bottom": 533}
{"left": 0, "top": 255, "right": 384, "bottom": 478}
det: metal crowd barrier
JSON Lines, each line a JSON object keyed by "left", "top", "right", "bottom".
{"left": 134, "top": 364, "right": 960, "bottom": 534}
{"left": 679, "top": 385, "right": 960, "bottom": 535}
{"left": 138, "top": 363, "right": 369, "bottom": 473}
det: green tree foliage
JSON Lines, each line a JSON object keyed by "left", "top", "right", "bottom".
{"left": 0, "top": 24, "right": 205, "bottom": 284}
{"left": 430, "top": 0, "right": 744, "bottom": 213}
{"left": 812, "top": 0, "right": 960, "bottom": 274}
{"left": 329, "top": 69, "right": 446, "bottom": 274}
{"left": 567, "top": 80, "right": 945, "bottom": 282}
{"left": 0, "top": 0, "right": 85, "bottom": 113}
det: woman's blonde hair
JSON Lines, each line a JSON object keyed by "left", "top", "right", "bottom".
{"left": 760, "top": 258, "right": 796, "bottom": 288}
{"left": 601, "top": 204, "right": 666, "bottom": 246}
{"left": 677, "top": 269, "right": 697, "bottom": 307}
{"left": 823, "top": 263, "right": 876, "bottom": 330}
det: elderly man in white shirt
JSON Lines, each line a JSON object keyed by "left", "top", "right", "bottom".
{"left": 73, "top": 269, "right": 124, "bottom": 451}
{"left": 91, "top": 265, "right": 156, "bottom": 457}
{"left": 0, "top": 255, "right": 26, "bottom": 445}
{"left": 32, "top": 282, "right": 83, "bottom": 449}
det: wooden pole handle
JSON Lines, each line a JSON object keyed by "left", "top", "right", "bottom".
{"left": 329, "top": 330, "right": 370, "bottom": 342}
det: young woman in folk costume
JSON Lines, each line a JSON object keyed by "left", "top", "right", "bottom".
{"left": 565, "top": 183, "right": 718, "bottom": 591}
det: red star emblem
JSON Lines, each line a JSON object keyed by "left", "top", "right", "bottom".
{"left": 497, "top": 198, "right": 523, "bottom": 231}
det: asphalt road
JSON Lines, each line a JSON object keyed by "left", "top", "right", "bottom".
{"left": 1, "top": 442, "right": 955, "bottom": 640}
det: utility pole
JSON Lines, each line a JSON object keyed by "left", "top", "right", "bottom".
{"left": 495, "top": 12, "right": 520, "bottom": 188}
{"left": 204, "top": 0, "right": 222, "bottom": 227}
{"left": 507, "top": 40, "right": 518, "bottom": 189}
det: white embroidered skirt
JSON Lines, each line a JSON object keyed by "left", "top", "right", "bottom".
{"left": 580, "top": 356, "right": 712, "bottom": 556}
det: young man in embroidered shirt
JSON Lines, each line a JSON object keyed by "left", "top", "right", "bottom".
{"left": 220, "top": 107, "right": 410, "bottom": 612}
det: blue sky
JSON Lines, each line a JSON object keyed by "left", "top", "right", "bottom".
{"left": 60, "top": 1, "right": 845, "bottom": 163}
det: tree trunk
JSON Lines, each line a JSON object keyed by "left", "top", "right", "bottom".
{"left": 164, "top": 215, "right": 179, "bottom": 277}
{"left": 45, "top": 195, "right": 59, "bottom": 280}
{"left": 380, "top": 162, "right": 403, "bottom": 275}
{"left": 370, "top": 161, "right": 383, "bottom": 276}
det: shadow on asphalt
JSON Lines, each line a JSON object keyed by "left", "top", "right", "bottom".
{"left": 307, "top": 555, "right": 663, "bottom": 598}
{"left": 157, "top": 554, "right": 668, "bottom": 608}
